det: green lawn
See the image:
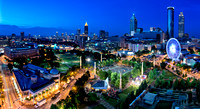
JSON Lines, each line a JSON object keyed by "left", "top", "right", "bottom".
{"left": 56, "top": 54, "right": 80, "bottom": 72}
{"left": 57, "top": 54, "right": 80, "bottom": 63}
{"left": 122, "top": 85, "right": 138, "bottom": 94}
{"left": 162, "top": 70, "right": 176, "bottom": 79}
{"left": 57, "top": 64, "right": 69, "bottom": 72}
{"left": 118, "top": 86, "right": 138, "bottom": 108}
{"left": 119, "top": 86, "right": 137, "bottom": 102}
{"left": 92, "top": 104, "right": 107, "bottom": 109}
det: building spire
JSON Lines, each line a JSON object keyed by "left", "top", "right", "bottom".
{"left": 85, "top": 22, "right": 88, "bottom": 26}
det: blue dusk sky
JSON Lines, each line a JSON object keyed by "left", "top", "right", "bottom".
{"left": 0, "top": 0, "right": 200, "bottom": 37}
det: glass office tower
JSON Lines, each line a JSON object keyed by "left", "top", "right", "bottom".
{"left": 167, "top": 7, "right": 174, "bottom": 39}
{"left": 178, "top": 12, "right": 184, "bottom": 38}
{"left": 130, "top": 14, "right": 137, "bottom": 36}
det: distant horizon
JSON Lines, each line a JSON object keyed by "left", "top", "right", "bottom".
{"left": 0, "top": 24, "right": 199, "bottom": 39}
{"left": 1, "top": 0, "right": 200, "bottom": 38}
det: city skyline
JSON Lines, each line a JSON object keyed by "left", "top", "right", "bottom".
{"left": 0, "top": 0, "right": 200, "bottom": 38}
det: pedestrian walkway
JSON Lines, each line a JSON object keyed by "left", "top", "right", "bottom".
{"left": 97, "top": 93, "right": 115, "bottom": 109}
{"left": 99, "top": 98, "right": 115, "bottom": 109}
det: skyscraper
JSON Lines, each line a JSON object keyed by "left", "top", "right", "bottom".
{"left": 56, "top": 31, "right": 58, "bottom": 37}
{"left": 28, "top": 33, "right": 31, "bottom": 39}
{"left": 11, "top": 33, "right": 16, "bottom": 39}
{"left": 167, "top": 7, "right": 174, "bottom": 39}
{"left": 99, "top": 30, "right": 106, "bottom": 39}
{"left": 20, "top": 32, "right": 24, "bottom": 41}
{"left": 130, "top": 14, "right": 137, "bottom": 36}
{"left": 61, "top": 33, "right": 64, "bottom": 37}
{"left": 84, "top": 22, "right": 88, "bottom": 35}
{"left": 105, "top": 32, "right": 109, "bottom": 39}
{"left": 77, "top": 29, "right": 81, "bottom": 35}
{"left": 178, "top": 12, "right": 184, "bottom": 38}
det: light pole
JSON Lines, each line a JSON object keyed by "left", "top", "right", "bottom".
{"left": 119, "top": 71, "right": 122, "bottom": 90}
{"left": 141, "top": 62, "right": 143, "bottom": 76}
{"left": 94, "top": 62, "right": 96, "bottom": 78}
{"left": 80, "top": 56, "right": 82, "bottom": 69}
{"left": 101, "top": 53, "right": 102, "bottom": 62}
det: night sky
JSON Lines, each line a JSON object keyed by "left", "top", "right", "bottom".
{"left": 0, "top": 0, "right": 200, "bottom": 37}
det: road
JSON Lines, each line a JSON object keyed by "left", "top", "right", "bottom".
{"left": 0, "top": 60, "right": 24, "bottom": 109}
{"left": 0, "top": 56, "right": 34, "bottom": 109}
{"left": 60, "top": 68, "right": 86, "bottom": 100}
{"left": 0, "top": 63, "right": 12, "bottom": 109}
{"left": 0, "top": 55, "right": 89, "bottom": 109}
{"left": 39, "top": 68, "right": 86, "bottom": 109}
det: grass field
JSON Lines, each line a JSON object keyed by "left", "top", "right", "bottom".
{"left": 162, "top": 70, "right": 176, "bottom": 80}
{"left": 57, "top": 54, "right": 80, "bottom": 64}
{"left": 57, "top": 64, "right": 69, "bottom": 72}
{"left": 56, "top": 54, "right": 80, "bottom": 73}
{"left": 118, "top": 85, "right": 138, "bottom": 108}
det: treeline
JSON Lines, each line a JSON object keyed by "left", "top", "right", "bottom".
{"left": 122, "top": 80, "right": 148, "bottom": 109}
{"left": 51, "top": 71, "right": 99, "bottom": 109}
{"left": 97, "top": 70, "right": 129, "bottom": 89}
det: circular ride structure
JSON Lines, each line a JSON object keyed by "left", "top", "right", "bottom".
{"left": 166, "top": 38, "right": 181, "bottom": 61}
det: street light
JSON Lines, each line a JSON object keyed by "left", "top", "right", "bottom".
{"left": 80, "top": 56, "right": 91, "bottom": 69}
{"left": 86, "top": 58, "right": 91, "bottom": 62}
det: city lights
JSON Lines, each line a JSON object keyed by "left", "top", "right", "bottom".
{"left": 0, "top": 1, "right": 199, "bottom": 109}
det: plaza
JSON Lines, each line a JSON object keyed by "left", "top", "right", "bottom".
{"left": 101, "top": 65, "right": 132, "bottom": 74}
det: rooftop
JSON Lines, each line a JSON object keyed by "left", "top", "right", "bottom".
{"left": 143, "top": 92, "right": 157, "bottom": 105}
{"left": 92, "top": 81, "right": 105, "bottom": 88}
{"left": 185, "top": 54, "right": 200, "bottom": 58}
{"left": 13, "top": 68, "right": 54, "bottom": 93}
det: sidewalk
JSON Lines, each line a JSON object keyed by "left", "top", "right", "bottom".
{"left": 97, "top": 93, "right": 115, "bottom": 109}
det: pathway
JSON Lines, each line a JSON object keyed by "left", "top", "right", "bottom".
{"left": 97, "top": 93, "right": 115, "bottom": 109}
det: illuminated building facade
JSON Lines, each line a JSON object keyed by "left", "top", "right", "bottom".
{"left": 12, "top": 64, "right": 60, "bottom": 103}
{"left": 84, "top": 22, "right": 88, "bottom": 35}
{"left": 4, "top": 46, "right": 39, "bottom": 60}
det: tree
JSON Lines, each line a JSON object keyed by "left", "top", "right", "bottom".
{"left": 155, "top": 78, "right": 160, "bottom": 88}
{"left": 88, "top": 93, "right": 99, "bottom": 104}
{"left": 160, "top": 62, "right": 167, "bottom": 69}
{"left": 50, "top": 104, "right": 58, "bottom": 109}
{"left": 151, "top": 46, "right": 157, "bottom": 52}
{"left": 167, "top": 80, "right": 171, "bottom": 89}
{"left": 148, "top": 70, "right": 154, "bottom": 80}
{"left": 111, "top": 72, "right": 118, "bottom": 85}
{"left": 194, "top": 62, "right": 200, "bottom": 71}
{"left": 191, "top": 78, "right": 197, "bottom": 88}
{"left": 180, "top": 79, "right": 186, "bottom": 90}
{"left": 115, "top": 78, "right": 120, "bottom": 88}
{"left": 189, "top": 49, "right": 194, "bottom": 54}
{"left": 131, "top": 68, "right": 141, "bottom": 78}
{"left": 8, "top": 63, "right": 13, "bottom": 73}
{"left": 98, "top": 70, "right": 108, "bottom": 80}
{"left": 185, "top": 78, "right": 191, "bottom": 89}
{"left": 122, "top": 73, "right": 129, "bottom": 88}
{"left": 173, "top": 78, "right": 179, "bottom": 90}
